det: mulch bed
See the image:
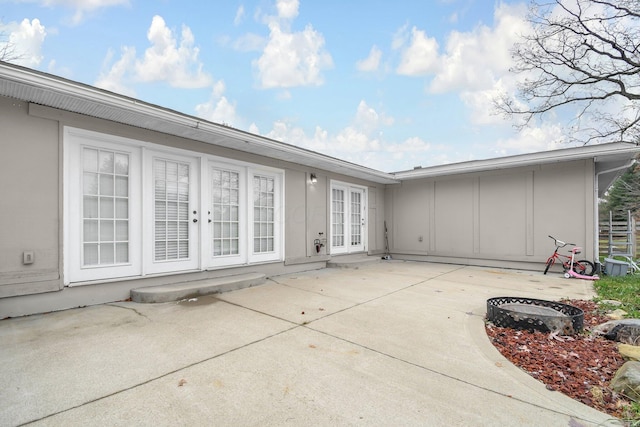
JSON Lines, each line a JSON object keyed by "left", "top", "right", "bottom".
{"left": 485, "top": 299, "right": 635, "bottom": 420}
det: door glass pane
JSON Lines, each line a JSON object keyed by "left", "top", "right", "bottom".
{"left": 154, "top": 159, "right": 190, "bottom": 261}
{"left": 84, "top": 243, "right": 98, "bottom": 265}
{"left": 84, "top": 197, "right": 98, "bottom": 218}
{"left": 83, "top": 173, "right": 98, "bottom": 195}
{"left": 351, "top": 191, "right": 362, "bottom": 246}
{"left": 332, "top": 188, "right": 345, "bottom": 247}
{"left": 82, "top": 148, "right": 129, "bottom": 266}
{"left": 253, "top": 175, "right": 275, "bottom": 254}
{"left": 99, "top": 151, "right": 114, "bottom": 173}
{"left": 211, "top": 167, "right": 240, "bottom": 257}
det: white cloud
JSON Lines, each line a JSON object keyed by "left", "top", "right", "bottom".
{"left": 385, "top": 3, "right": 545, "bottom": 149}
{"left": 430, "top": 3, "right": 528, "bottom": 94}
{"left": 95, "top": 46, "right": 137, "bottom": 96}
{"left": 391, "top": 24, "right": 409, "bottom": 51}
{"left": 396, "top": 26, "right": 440, "bottom": 76}
{"left": 46, "top": 58, "right": 73, "bottom": 78}
{"left": 248, "top": 122, "right": 261, "bottom": 135}
{"left": 233, "top": 33, "right": 265, "bottom": 52}
{"left": 276, "top": 90, "right": 292, "bottom": 100}
{"left": 493, "top": 123, "right": 569, "bottom": 157}
{"left": 134, "top": 16, "right": 213, "bottom": 88}
{"left": 388, "top": 3, "right": 531, "bottom": 131}
{"left": 356, "top": 46, "right": 382, "bottom": 72}
{"left": 0, "top": 18, "right": 46, "bottom": 67}
{"left": 96, "top": 15, "right": 213, "bottom": 93}
{"left": 354, "top": 100, "right": 394, "bottom": 133}
{"left": 32, "top": 0, "right": 129, "bottom": 25}
{"left": 255, "top": 100, "right": 439, "bottom": 172}
{"left": 253, "top": 0, "right": 333, "bottom": 89}
{"left": 459, "top": 76, "right": 526, "bottom": 126}
{"left": 276, "top": 0, "right": 299, "bottom": 20}
{"left": 388, "top": 136, "right": 431, "bottom": 153}
{"left": 254, "top": 21, "right": 333, "bottom": 88}
{"left": 234, "top": 5, "right": 245, "bottom": 26}
{"left": 195, "top": 80, "right": 239, "bottom": 127}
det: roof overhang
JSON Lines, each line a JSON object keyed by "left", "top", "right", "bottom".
{"left": 394, "top": 143, "right": 640, "bottom": 197}
{"left": 0, "top": 62, "right": 399, "bottom": 185}
{"left": 2, "top": 61, "right": 638, "bottom": 192}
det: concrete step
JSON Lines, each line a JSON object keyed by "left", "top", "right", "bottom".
{"left": 327, "top": 255, "right": 381, "bottom": 269}
{"left": 131, "top": 272, "right": 266, "bottom": 303}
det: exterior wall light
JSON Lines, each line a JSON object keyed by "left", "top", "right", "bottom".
{"left": 310, "top": 173, "right": 317, "bottom": 184}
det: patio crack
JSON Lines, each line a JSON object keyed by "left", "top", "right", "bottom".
{"left": 303, "top": 326, "right": 600, "bottom": 426}
{"left": 106, "top": 303, "right": 151, "bottom": 321}
{"left": 17, "top": 325, "right": 299, "bottom": 426}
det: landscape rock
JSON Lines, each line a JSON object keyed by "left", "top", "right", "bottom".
{"left": 610, "top": 361, "right": 640, "bottom": 402}
{"left": 598, "top": 299, "right": 623, "bottom": 307}
{"left": 618, "top": 344, "right": 640, "bottom": 361}
{"left": 605, "top": 309, "right": 628, "bottom": 320}
{"left": 592, "top": 319, "right": 640, "bottom": 336}
{"left": 603, "top": 323, "right": 640, "bottom": 345}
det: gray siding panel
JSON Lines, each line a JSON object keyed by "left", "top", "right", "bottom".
{"left": 0, "top": 97, "right": 61, "bottom": 297}
{"left": 390, "top": 161, "right": 595, "bottom": 266}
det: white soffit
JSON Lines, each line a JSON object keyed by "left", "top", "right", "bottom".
{"left": 0, "top": 62, "right": 398, "bottom": 185}
{"left": 1, "top": 62, "right": 638, "bottom": 186}
{"left": 394, "top": 143, "right": 640, "bottom": 180}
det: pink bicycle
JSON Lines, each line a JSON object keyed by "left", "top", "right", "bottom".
{"left": 543, "top": 235, "right": 596, "bottom": 276}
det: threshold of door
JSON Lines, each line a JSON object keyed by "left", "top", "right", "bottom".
{"left": 130, "top": 272, "right": 266, "bottom": 303}
{"left": 327, "top": 255, "right": 380, "bottom": 269}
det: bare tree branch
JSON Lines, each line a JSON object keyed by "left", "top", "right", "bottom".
{"left": 495, "top": 0, "right": 640, "bottom": 145}
{"left": 0, "top": 30, "right": 24, "bottom": 63}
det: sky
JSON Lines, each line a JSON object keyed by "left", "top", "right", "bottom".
{"left": 0, "top": 0, "right": 582, "bottom": 172}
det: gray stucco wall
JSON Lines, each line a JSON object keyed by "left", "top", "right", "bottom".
{"left": 0, "top": 97, "right": 385, "bottom": 313}
{"left": 0, "top": 92, "right": 600, "bottom": 316}
{"left": 0, "top": 97, "right": 61, "bottom": 298}
{"left": 386, "top": 161, "right": 596, "bottom": 269}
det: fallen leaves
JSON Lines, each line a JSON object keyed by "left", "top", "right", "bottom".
{"left": 485, "top": 299, "right": 632, "bottom": 419}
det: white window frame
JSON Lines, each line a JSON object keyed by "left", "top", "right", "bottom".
{"left": 64, "top": 127, "right": 284, "bottom": 285}
{"left": 64, "top": 128, "right": 142, "bottom": 284}
{"left": 248, "top": 168, "right": 284, "bottom": 264}
{"left": 142, "top": 149, "right": 201, "bottom": 275}
{"left": 203, "top": 160, "right": 248, "bottom": 268}
{"left": 330, "top": 180, "right": 367, "bottom": 255}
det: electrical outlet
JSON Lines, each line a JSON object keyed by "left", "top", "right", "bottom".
{"left": 23, "top": 251, "right": 34, "bottom": 265}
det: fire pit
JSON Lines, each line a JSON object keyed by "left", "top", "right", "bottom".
{"left": 486, "top": 297, "right": 584, "bottom": 335}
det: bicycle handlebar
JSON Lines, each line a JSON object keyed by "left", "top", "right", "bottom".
{"left": 548, "top": 235, "right": 575, "bottom": 247}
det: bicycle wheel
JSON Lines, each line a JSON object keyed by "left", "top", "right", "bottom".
{"left": 573, "top": 260, "right": 595, "bottom": 276}
{"left": 543, "top": 258, "right": 554, "bottom": 275}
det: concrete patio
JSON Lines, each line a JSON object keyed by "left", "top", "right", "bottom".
{"left": 0, "top": 261, "right": 621, "bottom": 426}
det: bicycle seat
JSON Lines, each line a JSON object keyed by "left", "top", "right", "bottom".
{"left": 572, "top": 247, "right": 582, "bottom": 254}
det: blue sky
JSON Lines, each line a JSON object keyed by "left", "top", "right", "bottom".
{"left": 0, "top": 0, "right": 579, "bottom": 172}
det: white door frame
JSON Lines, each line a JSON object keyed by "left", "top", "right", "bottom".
{"left": 64, "top": 127, "right": 285, "bottom": 285}
{"left": 143, "top": 149, "right": 200, "bottom": 274}
{"left": 330, "top": 180, "right": 367, "bottom": 254}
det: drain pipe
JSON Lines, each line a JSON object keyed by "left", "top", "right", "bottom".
{"left": 593, "top": 159, "right": 636, "bottom": 271}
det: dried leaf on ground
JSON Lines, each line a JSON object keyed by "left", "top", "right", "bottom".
{"left": 485, "top": 300, "right": 634, "bottom": 419}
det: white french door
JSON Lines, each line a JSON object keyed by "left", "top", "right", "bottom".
{"left": 331, "top": 182, "right": 367, "bottom": 254}
{"left": 65, "top": 127, "right": 284, "bottom": 285}
{"left": 144, "top": 151, "right": 200, "bottom": 274}
{"left": 65, "top": 135, "right": 143, "bottom": 283}
{"left": 205, "top": 163, "right": 247, "bottom": 267}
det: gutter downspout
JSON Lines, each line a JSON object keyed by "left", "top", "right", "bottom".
{"left": 594, "top": 159, "right": 636, "bottom": 270}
